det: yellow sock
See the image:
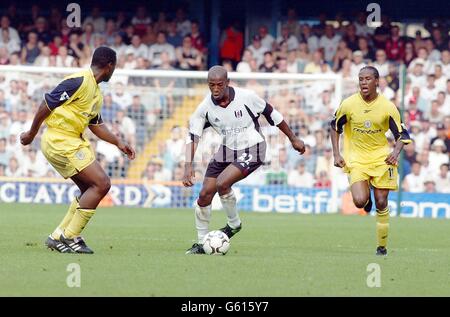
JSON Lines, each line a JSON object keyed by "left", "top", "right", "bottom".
{"left": 64, "top": 208, "right": 96, "bottom": 239}
{"left": 51, "top": 197, "right": 79, "bottom": 240}
{"left": 376, "top": 207, "right": 390, "bottom": 248}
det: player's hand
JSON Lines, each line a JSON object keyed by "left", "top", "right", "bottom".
{"left": 182, "top": 164, "right": 195, "bottom": 187}
{"left": 291, "top": 138, "right": 305, "bottom": 154}
{"left": 20, "top": 131, "right": 35, "bottom": 146}
{"left": 385, "top": 151, "right": 399, "bottom": 166}
{"left": 334, "top": 154, "right": 346, "bottom": 168}
{"left": 117, "top": 141, "right": 136, "bottom": 160}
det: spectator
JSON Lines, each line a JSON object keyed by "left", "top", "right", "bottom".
{"left": 148, "top": 31, "right": 176, "bottom": 68}
{"left": 0, "top": 28, "right": 20, "bottom": 54}
{"left": 5, "top": 156, "right": 25, "bottom": 177}
{"left": 332, "top": 40, "right": 352, "bottom": 72}
{"left": 176, "top": 36, "right": 202, "bottom": 70}
{"left": 56, "top": 46, "right": 75, "bottom": 67}
{"left": 429, "top": 139, "right": 449, "bottom": 174}
{"left": 427, "top": 100, "right": 445, "bottom": 124}
{"left": 304, "top": 50, "right": 324, "bottom": 74}
{"left": 102, "top": 93, "right": 120, "bottom": 123}
{"left": 131, "top": 5, "right": 151, "bottom": 37}
{"left": 385, "top": 25, "right": 405, "bottom": 61}
{"left": 236, "top": 49, "right": 253, "bottom": 73}
{"left": 403, "top": 41, "right": 416, "bottom": 67}
{"left": 430, "top": 123, "right": 450, "bottom": 153}
{"left": 350, "top": 50, "right": 367, "bottom": 79}
{"left": 247, "top": 35, "right": 268, "bottom": 68}
{"left": 174, "top": 7, "right": 192, "bottom": 37}
{"left": 288, "top": 161, "right": 314, "bottom": 188}
{"left": 301, "top": 23, "right": 319, "bottom": 53}
{"left": 423, "top": 177, "right": 437, "bottom": 193}
{"left": 21, "top": 31, "right": 40, "bottom": 65}
{"left": 314, "top": 170, "right": 331, "bottom": 188}
{"left": 402, "top": 161, "right": 424, "bottom": 192}
{"left": 373, "top": 49, "right": 389, "bottom": 77}
{"left": 189, "top": 20, "right": 206, "bottom": 54}
{"left": 258, "top": 25, "right": 275, "bottom": 51}
{"left": 276, "top": 24, "right": 299, "bottom": 52}
{"left": 0, "top": 15, "right": 20, "bottom": 44}
{"left": 220, "top": 21, "right": 243, "bottom": 68}
{"left": 435, "top": 163, "right": 450, "bottom": 193}
{"left": 83, "top": 6, "right": 106, "bottom": 33}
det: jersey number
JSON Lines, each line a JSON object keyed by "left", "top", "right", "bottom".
{"left": 238, "top": 153, "right": 253, "bottom": 168}
{"left": 388, "top": 167, "right": 394, "bottom": 180}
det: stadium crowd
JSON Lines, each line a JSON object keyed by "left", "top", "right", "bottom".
{"left": 0, "top": 4, "right": 448, "bottom": 193}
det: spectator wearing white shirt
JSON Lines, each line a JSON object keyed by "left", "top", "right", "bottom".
{"left": 247, "top": 35, "right": 268, "bottom": 68}
{"left": 372, "top": 49, "right": 389, "bottom": 77}
{"left": 408, "top": 60, "right": 427, "bottom": 88}
{"left": 435, "top": 163, "right": 450, "bottom": 193}
{"left": 300, "top": 24, "right": 319, "bottom": 54}
{"left": 0, "top": 16, "right": 20, "bottom": 44}
{"left": 276, "top": 24, "right": 299, "bottom": 52}
{"left": 421, "top": 74, "right": 439, "bottom": 101}
{"left": 440, "top": 50, "right": 450, "bottom": 77}
{"left": 433, "top": 64, "right": 447, "bottom": 91}
{"left": 236, "top": 49, "right": 253, "bottom": 73}
{"left": 402, "top": 162, "right": 424, "bottom": 192}
{"left": 127, "top": 35, "right": 148, "bottom": 59}
{"left": 22, "top": 148, "right": 48, "bottom": 177}
{"left": 111, "top": 34, "right": 128, "bottom": 58}
{"left": 379, "top": 77, "right": 395, "bottom": 101}
{"left": 0, "top": 28, "right": 20, "bottom": 54}
{"left": 350, "top": 50, "right": 367, "bottom": 79}
{"left": 429, "top": 139, "right": 449, "bottom": 174}
{"left": 5, "top": 156, "right": 26, "bottom": 177}
{"left": 426, "top": 100, "right": 445, "bottom": 124}
{"left": 55, "top": 46, "right": 74, "bottom": 68}
{"left": 319, "top": 25, "right": 341, "bottom": 63}
{"left": 148, "top": 31, "right": 176, "bottom": 67}
{"left": 288, "top": 161, "right": 315, "bottom": 188}
{"left": 258, "top": 25, "right": 275, "bottom": 51}
{"left": 112, "top": 82, "right": 133, "bottom": 110}
{"left": 9, "top": 110, "right": 31, "bottom": 135}
{"left": 82, "top": 6, "right": 106, "bottom": 33}
{"left": 409, "top": 48, "right": 433, "bottom": 74}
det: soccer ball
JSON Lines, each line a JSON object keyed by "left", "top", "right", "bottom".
{"left": 202, "top": 230, "right": 230, "bottom": 255}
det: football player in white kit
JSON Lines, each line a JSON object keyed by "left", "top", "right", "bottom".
{"left": 183, "top": 66, "right": 305, "bottom": 254}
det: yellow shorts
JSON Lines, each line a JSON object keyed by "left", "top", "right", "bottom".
{"left": 348, "top": 164, "right": 398, "bottom": 190}
{"left": 41, "top": 130, "right": 95, "bottom": 179}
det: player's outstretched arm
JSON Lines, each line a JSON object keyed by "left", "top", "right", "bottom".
{"left": 277, "top": 120, "right": 305, "bottom": 154}
{"left": 20, "top": 101, "right": 52, "bottom": 145}
{"left": 89, "top": 124, "right": 135, "bottom": 160}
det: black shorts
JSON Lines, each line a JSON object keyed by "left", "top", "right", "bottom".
{"left": 205, "top": 142, "right": 266, "bottom": 178}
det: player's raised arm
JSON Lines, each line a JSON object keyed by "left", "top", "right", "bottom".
{"left": 88, "top": 118, "right": 135, "bottom": 160}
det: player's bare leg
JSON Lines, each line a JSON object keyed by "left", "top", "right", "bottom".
{"left": 59, "top": 161, "right": 111, "bottom": 254}
{"left": 46, "top": 177, "right": 91, "bottom": 253}
{"left": 373, "top": 187, "right": 390, "bottom": 256}
{"left": 350, "top": 180, "right": 372, "bottom": 212}
{"left": 216, "top": 164, "right": 245, "bottom": 239}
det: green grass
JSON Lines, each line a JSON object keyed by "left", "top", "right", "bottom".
{"left": 1, "top": 203, "right": 449, "bottom": 296}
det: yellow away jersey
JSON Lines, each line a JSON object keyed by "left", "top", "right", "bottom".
{"left": 331, "top": 92, "right": 411, "bottom": 170}
{"left": 44, "top": 69, "right": 104, "bottom": 137}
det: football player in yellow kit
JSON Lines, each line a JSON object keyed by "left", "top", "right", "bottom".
{"left": 20, "top": 47, "right": 135, "bottom": 254}
{"left": 330, "top": 66, "right": 411, "bottom": 256}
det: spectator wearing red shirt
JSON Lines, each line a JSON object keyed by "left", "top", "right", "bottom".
{"left": 385, "top": 25, "right": 405, "bottom": 61}
{"left": 219, "top": 22, "right": 243, "bottom": 69}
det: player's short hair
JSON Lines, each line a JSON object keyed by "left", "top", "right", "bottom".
{"left": 359, "top": 66, "right": 379, "bottom": 79}
{"left": 91, "top": 46, "right": 116, "bottom": 68}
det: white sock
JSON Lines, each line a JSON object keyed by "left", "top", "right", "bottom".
{"left": 220, "top": 190, "right": 241, "bottom": 229}
{"left": 195, "top": 202, "right": 211, "bottom": 243}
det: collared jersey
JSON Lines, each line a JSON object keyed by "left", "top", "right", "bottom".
{"left": 331, "top": 92, "right": 411, "bottom": 170}
{"left": 189, "top": 87, "right": 283, "bottom": 150}
{"left": 44, "top": 69, "right": 104, "bottom": 137}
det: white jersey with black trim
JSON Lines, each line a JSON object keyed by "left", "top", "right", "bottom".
{"left": 188, "top": 87, "right": 283, "bottom": 150}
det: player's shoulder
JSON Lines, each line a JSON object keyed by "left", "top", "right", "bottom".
{"left": 377, "top": 94, "right": 397, "bottom": 110}
{"left": 233, "top": 86, "right": 258, "bottom": 98}
{"left": 59, "top": 69, "right": 87, "bottom": 90}
{"left": 340, "top": 93, "right": 360, "bottom": 108}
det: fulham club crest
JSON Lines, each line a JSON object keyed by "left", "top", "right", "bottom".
{"left": 234, "top": 110, "right": 243, "bottom": 118}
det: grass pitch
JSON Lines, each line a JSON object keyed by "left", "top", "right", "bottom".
{"left": 1, "top": 203, "right": 449, "bottom": 296}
